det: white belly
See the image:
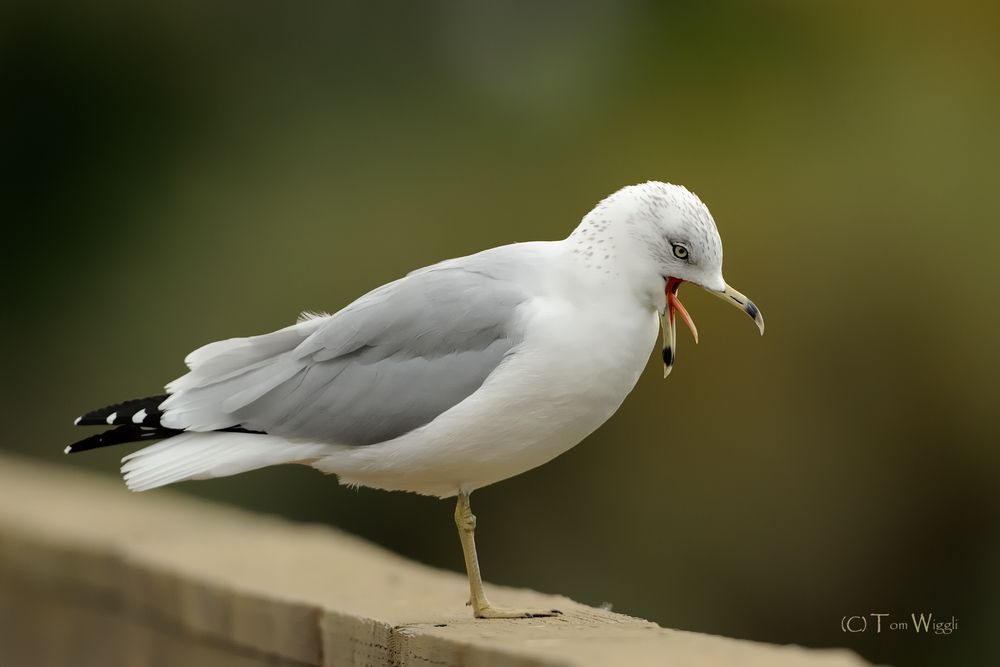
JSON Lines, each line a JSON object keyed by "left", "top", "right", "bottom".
{"left": 317, "top": 297, "right": 659, "bottom": 497}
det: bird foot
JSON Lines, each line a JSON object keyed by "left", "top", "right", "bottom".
{"left": 473, "top": 605, "right": 562, "bottom": 619}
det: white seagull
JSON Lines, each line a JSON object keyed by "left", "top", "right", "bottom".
{"left": 68, "top": 181, "right": 763, "bottom": 618}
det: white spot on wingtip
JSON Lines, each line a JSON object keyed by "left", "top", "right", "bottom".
{"left": 132, "top": 408, "right": 147, "bottom": 424}
{"left": 73, "top": 416, "right": 81, "bottom": 426}
{"left": 106, "top": 412, "right": 117, "bottom": 425}
{"left": 63, "top": 445, "right": 72, "bottom": 454}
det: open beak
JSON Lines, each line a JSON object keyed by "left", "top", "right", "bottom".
{"left": 660, "top": 278, "right": 764, "bottom": 378}
{"left": 660, "top": 278, "right": 698, "bottom": 378}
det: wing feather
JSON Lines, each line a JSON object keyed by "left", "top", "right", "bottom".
{"left": 160, "top": 257, "right": 528, "bottom": 445}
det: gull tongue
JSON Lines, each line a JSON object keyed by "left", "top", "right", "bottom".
{"left": 660, "top": 280, "right": 699, "bottom": 379}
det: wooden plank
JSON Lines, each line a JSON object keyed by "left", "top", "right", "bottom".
{"left": 0, "top": 455, "right": 870, "bottom": 667}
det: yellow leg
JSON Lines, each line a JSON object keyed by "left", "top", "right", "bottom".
{"left": 454, "top": 491, "right": 561, "bottom": 619}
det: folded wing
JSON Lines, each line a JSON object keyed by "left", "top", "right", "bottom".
{"left": 161, "top": 260, "right": 528, "bottom": 446}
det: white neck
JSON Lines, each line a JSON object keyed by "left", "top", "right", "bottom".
{"left": 561, "top": 209, "right": 666, "bottom": 315}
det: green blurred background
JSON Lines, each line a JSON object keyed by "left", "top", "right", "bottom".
{"left": 3, "top": 1, "right": 998, "bottom": 665}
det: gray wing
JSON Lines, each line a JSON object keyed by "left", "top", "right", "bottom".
{"left": 160, "top": 260, "right": 528, "bottom": 445}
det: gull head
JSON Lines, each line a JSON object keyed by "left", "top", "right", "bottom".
{"left": 578, "top": 181, "right": 764, "bottom": 377}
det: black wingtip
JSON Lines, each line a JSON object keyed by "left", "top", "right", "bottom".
{"left": 65, "top": 424, "right": 175, "bottom": 454}
{"left": 74, "top": 395, "right": 169, "bottom": 427}
{"left": 68, "top": 393, "right": 264, "bottom": 456}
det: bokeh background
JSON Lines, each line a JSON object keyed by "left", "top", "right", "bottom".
{"left": 3, "top": 2, "right": 998, "bottom": 665}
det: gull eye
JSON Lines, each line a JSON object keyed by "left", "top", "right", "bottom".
{"left": 672, "top": 243, "right": 689, "bottom": 260}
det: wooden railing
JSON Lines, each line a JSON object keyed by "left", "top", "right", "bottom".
{"left": 0, "top": 455, "right": 869, "bottom": 666}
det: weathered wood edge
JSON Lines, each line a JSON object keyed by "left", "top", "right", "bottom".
{"left": 0, "top": 454, "right": 871, "bottom": 667}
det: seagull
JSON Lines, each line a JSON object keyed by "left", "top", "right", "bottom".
{"left": 67, "top": 181, "right": 763, "bottom": 618}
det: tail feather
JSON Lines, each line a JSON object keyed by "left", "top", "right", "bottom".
{"left": 120, "top": 432, "right": 332, "bottom": 492}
